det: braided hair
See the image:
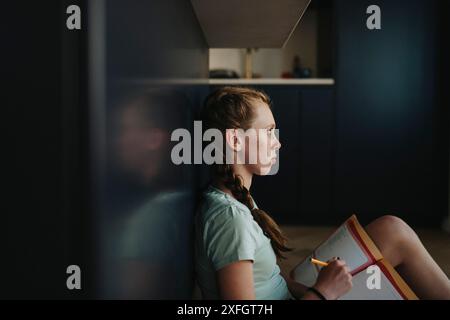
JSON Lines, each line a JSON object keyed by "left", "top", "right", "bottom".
{"left": 201, "top": 86, "right": 292, "bottom": 259}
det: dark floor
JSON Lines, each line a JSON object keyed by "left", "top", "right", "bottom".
{"left": 279, "top": 226, "right": 450, "bottom": 278}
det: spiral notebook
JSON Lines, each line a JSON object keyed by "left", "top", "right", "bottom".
{"left": 290, "top": 215, "right": 418, "bottom": 300}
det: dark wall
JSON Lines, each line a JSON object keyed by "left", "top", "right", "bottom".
{"left": 437, "top": 1, "right": 450, "bottom": 224}
{"left": 333, "top": 0, "right": 449, "bottom": 227}
{"left": 2, "top": 0, "right": 87, "bottom": 299}
{"left": 106, "top": 0, "right": 208, "bottom": 79}
{"left": 2, "top": 0, "right": 208, "bottom": 299}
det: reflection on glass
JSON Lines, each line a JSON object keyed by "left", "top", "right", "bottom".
{"left": 100, "top": 88, "right": 194, "bottom": 299}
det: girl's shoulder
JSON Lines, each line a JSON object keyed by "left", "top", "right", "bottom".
{"left": 196, "top": 186, "right": 266, "bottom": 249}
{"left": 198, "top": 185, "right": 253, "bottom": 225}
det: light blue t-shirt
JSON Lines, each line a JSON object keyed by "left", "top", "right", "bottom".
{"left": 195, "top": 186, "right": 292, "bottom": 300}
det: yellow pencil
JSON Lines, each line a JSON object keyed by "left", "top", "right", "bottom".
{"left": 310, "top": 258, "right": 329, "bottom": 267}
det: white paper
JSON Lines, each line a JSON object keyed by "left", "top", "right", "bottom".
{"left": 315, "top": 224, "right": 369, "bottom": 272}
{"left": 339, "top": 267, "right": 403, "bottom": 300}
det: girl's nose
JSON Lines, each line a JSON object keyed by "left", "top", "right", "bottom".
{"left": 273, "top": 135, "right": 281, "bottom": 151}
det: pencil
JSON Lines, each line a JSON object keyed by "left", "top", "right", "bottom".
{"left": 310, "top": 258, "right": 329, "bottom": 267}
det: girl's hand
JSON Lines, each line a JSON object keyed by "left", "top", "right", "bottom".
{"left": 312, "top": 257, "right": 353, "bottom": 300}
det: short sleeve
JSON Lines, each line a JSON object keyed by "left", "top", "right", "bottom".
{"left": 204, "top": 207, "right": 258, "bottom": 271}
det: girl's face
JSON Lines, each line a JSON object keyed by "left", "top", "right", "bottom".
{"left": 240, "top": 101, "right": 281, "bottom": 176}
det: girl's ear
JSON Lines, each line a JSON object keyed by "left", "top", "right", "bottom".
{"left": 225, "top": 129, "right": 243, "bottom": 152}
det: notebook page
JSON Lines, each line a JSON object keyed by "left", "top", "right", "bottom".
{"left": 292, "top": 224, "right": 369, "bottom": 287}
{"left": 292, "top": 216, "right": 381, "bottom": 287}
{"left": 314, "top": 223, "right": 371, "bottom": 273}
{"left": 339, "top": 267, "right": 404, "bottom": 300}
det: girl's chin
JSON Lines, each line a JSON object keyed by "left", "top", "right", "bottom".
{"left": 256, "top": 164, "right": 274, "bottom": 176}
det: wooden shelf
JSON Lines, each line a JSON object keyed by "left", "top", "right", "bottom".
{"left": 209, "top": 78, "right": 334, "bottom": 85}
{"left": 116, "top": 78, "right": 334, "bottom": 86}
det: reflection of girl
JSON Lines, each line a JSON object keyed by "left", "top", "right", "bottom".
{"left": 195, "top": 86, "right": 450, "bottom": 300}
{"left": 106, "top": 89, "right": 194, "bottom": 299}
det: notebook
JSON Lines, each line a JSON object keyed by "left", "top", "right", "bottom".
{"left": 290, "top": 215, "right": 418, "bottom": 300}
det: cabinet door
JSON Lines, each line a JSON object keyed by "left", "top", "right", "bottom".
{"left": 334, "top": 0, "right": 445, "bottom": 226}
{"left": 298, "top": 87, "right": 335, "bottom": 225}
{"left": 251, "top": 86, "right": 335, "bottom": 225}
{"left": 251, "top": 86, "right": 301, "bottom": 224}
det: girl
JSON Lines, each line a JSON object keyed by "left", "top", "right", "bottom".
{"left": 194, "top": 86, "right": 450, "bottom": 300}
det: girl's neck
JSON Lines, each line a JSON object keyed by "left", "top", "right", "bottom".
{"left": 214, "top": 164, "right": 253, "bottom": 195}
{"left": 233, "top": 164, "right": 253, "bottom": 190}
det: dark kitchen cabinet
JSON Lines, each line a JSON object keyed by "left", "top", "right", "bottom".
{"left": 333, "top": 0, "right": 449, "bottom": 227}
{"left": 251, "top": 86, "right": 335, "bottom": 225}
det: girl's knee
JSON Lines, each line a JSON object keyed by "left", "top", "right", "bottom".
{"left": 374, "top": 214, "right": 407, "bottom": 228}
{"left": 370, "top": 215, "right": 417, "bottom": 243}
